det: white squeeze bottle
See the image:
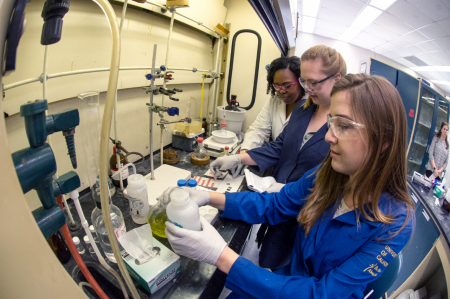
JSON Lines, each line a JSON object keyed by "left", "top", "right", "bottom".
{"left": 127, "top": 173, "right": 150, "bottom": 224}
{"left": 166, "top": 188, "right": 201, "bottom": 231}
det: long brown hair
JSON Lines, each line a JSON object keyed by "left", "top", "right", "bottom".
{"left": 300, "top": 45, "right": 347, "bottom": 108}
{"left": 435, "top": 121, "right": 449, "bottom": 149}
{"left": 298, "top": 74, "right": 414, "bottom": 238}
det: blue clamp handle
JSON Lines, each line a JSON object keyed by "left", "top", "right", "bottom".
{"left": 145, "top": 73, "right": 153, "bottom": 80}
{"left": 160, "top": 65, "right": 166, "bottom": 71}
{"left": 265, "top": 64, "right": 270, "bottom": 71}
{"left": 167, "top": 107, "right": 179, "bottom": 116}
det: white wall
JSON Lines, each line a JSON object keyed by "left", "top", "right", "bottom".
{"left": 5, "top": 0, "right": 226, "bottom": 210}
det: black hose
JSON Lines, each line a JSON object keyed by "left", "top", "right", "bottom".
{"left": 226, "top": 29, "right": 262, "bottom": 110}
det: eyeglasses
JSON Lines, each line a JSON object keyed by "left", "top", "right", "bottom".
{"left": 299, "top": 74, "right": 335, "bottom": 92}
{"left": 327, "top": 114, "right": 365, "bottom": 140}
{"left": 272, "top": 81, "right": 298, "bottom": 92}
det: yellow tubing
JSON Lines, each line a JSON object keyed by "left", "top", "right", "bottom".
{"left": 93, "top": 0, "right": 141, "bottom": 298}
{"left": 200, "top": 71, "right": 205, "bottom": 118}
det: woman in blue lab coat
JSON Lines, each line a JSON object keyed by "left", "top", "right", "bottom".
{"left": 164, "top": 74, "right": 415, "bottom": 298}
{"left": 210, "top": 45, "right": 348, "bottom": 271}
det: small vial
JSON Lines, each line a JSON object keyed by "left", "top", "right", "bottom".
{"left": 89, "top": 225, "right": 100, "bottom": 243}
{"left": 219, "top": 122, "right": 227, "bottom": 137}
{"left": 222, "top": 146, "right": 230, "bottom": 157}
{"left": 73, "top": 236, "right": 85, "bottom": 254}
{"left": 188, "top": 179, "right": 197, "bottom": 189}
{"left": 83, "top": 235, "right": 97, "bottom": 259}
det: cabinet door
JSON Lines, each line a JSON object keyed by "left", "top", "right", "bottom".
{"left": 407, "top": 86, "right": 437, "bottom": 176}
{"left": 387, "top": 192, "right": 440, "bottom": 297}
{"left": 370, "top": 59, "right": 397, "bottom": 87}
{"left": 397, "top": 71, "right": 420, "bottom": 145}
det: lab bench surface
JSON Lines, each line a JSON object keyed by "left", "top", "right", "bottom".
{"left": 408, "top": 176, "right": 450, "bottom": 247}
{"left": 62, "top": 147, "right": 253, "bottom": 299}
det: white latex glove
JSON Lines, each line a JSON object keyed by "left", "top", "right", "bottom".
{"left": 210, "top": 155, "right": 244, "bottom": 179}
{"left": 165, "top": 216, "right": 227, "bottom": 265}
{"left": 156, "top": 187, "right": 210, "bottom": 209}
{"left": 263, "top": 182, "right": 285, "bottom": 193}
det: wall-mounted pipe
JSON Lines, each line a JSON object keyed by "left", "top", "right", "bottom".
{"left": 226, "top": 29, "right": 262, "bottom": 110}
{"left": 211, "top": 37, "right": 222, "bottom": 121}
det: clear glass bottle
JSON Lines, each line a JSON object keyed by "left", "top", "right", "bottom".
{"left": 92, "top": 175, "right": 116, "bottom": 202}
{"left": 73, "top": 236, "right": 85, "bottom": 255}
{"left": 147, "top": 205, "right": 168, "bottom": 238}
{"left": 194, "top": 137, "right": 207, "bottom": 159}
{"left": 218, "top": 122, "right": 227, "bottom": 136}
{"left": 91, "top": 197, "right": 126, "bottom": 263}
{"left": 83, "top": 235, "right": 97, "bottom": 259}
{"left": 89, "top": 225, "right": 100, "bottom": 243}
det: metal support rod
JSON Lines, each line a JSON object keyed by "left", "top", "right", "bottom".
{"left": 149, "top": 44, "right": 157, "bottom": 180}
{"left": 157, "top": 119, "right": 186, "bottom": 125}
{"left": 43, "top": 45, "right": 48, "bottom": 100}
{"left": 162, "top": 10, "right": 175, "bottom": 107}
{"left": 160, "top": 127, "right": 164, "bottom": 166}
{"left": 4, "top": 66, "right": 221, "bottom": 91}
{"left": 211, "top": 37, "right": 222, "bottom": 122}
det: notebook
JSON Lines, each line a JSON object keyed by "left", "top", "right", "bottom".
{"left": 244, "top": 169, "right": 276, "bottom": 192}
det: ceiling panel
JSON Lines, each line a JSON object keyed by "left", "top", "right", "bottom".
{"left": 394, "top": 57, "right": 419, "bottom": 68}
{"left": 314, "top": 28, "right": 342, "bottom": 40}
{"left": 320, "top": 0, "right": 366, "bottom": 16}
{"left": 442, "top": 0, "right": 450, "bottom": 10}
{"left": 432, "top": 50, "right": 450, "bottom": 65}
{"left": 419, "top": 24, "right": 449, "bottom": 40}
{"left": 363, "top": 23, "right": 400, "bottom": 41}
{"left": 317, "top": 7, "right": 356, "bottom": 26}
{"left": 382, "top": 51, "right": 401, "bottom": 59}
{"left": 373, "top": 12, "right": 415, "bottom": 35}
{"left": 393, "top": 47, "right": 414, "bottom": 57}
{"left": 406, "top": 0, "right": 450, "bottom": 22}
{"left": 416, "top": 71, "right": 447, "bottom": 81}
{"left": 405, "top": 45, "right": 426, "bottom": 55}
{"left": 381, "top": 41, "right": 402, "bottom": 51}
{"left": 315, "top": 19, "right": 349, "bottom": 33}
{"left": 374, "top": 46, "right": 390, "bottom": 54}
{"left": 440, "top": 72, "right": 450, "bottom": 81}
{"left": 390, "top": 36, "right": 414, "bottom": 47}
{"left": 416, "top": 53, "right": 444, "bottom": 65}
{"left": 386, "top": 0, "right": 434, "bottom": 29}
{"left": 355, "top": 31, "right": 387, "bottom": 46}
{"left": 417, "top": 41, "right": 442, "bottom": 52}
{"left": 434, "top": 36, "right": 450, "bottom": 50}
{"left": 437, "top": 18, "right": 450, "bottom": 36}
{"left": 403, "top": 31, "right": 430, "bottom": 44}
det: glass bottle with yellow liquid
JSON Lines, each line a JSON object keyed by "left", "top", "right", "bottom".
{"left": 147, "top": 180, "right": 187, "bottom": 238}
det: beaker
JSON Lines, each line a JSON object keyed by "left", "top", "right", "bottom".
{"left": 147, "top": 204, "right": 168, "bottom": 238}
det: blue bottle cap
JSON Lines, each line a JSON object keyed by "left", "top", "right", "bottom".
{"left": 177, "top": 179, "right": 187, "bottom": 187}
{"left": 188, "top": 179, "right": 197, "bottom": 188}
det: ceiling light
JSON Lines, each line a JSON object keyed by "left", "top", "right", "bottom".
{"left": 431, "top": 80, "right": 450, "bottom": 86}
{"left": 302, "top": 16, "right": 316, "bottom": 33}
{"left": 369, "top": 0, "right": 397, "bottom": 11}
{"left": 303, "top": 0, "right": 321, "bottom": 18}
{"left": 411, "top": 66, "right": 436, "bottom": 72}
{"left": 352, "top": 6, "right": 383, "bottom": 30}
{"left": 339, "top": 27, "right": 361, "bottom": 42}
{"left": 433, "top": 66, "right": 450, "bottom": 72}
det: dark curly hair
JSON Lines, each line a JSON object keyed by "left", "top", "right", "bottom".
{"left": 266, "top": 56, "right": 304, "bottom": 96}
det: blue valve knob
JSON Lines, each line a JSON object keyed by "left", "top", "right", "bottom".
{"left": 265, "top": 64, "right": 270, "bottom": 71}
{"left": 145, "top": 73, "right": 153, "bottom": 80}
{"left": 160, "top": 65, "right": 166, "bottom": 71}
{"left": 167, "top": 107, "right": 179, "bottom": 116}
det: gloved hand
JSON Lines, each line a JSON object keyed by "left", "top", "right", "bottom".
{"left": 263, "top": 182, "right": 285, "bottom": 193}
{"left": 156, "top": 186, "right": 210, "bottom": 209}
{"left": 210, "top": 155, "right": 245, "bottom": 179}
{"left": 165, "top": 216, "right": 227, "bottom": 265}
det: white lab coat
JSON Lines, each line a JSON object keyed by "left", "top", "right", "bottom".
{"left": 241, "top": 93, "right": 308, "bottom": 150}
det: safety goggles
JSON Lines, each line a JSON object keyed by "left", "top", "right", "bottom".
{"left": 299, "top": 74, "right": 335, "bottom": 92}
{"left": 327, "top": 114, "right": 365, "bottom": 140}
{"left": 272, "top": 81, "right": 298, "bottom": 92}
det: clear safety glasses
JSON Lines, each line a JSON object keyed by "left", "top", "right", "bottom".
{"left": 272, "top": 81, "right": 298, "bottom": 92}
{"left": 327, "top": 114, "right": 365, "bottom": 140}
{"left": 299, "top": 74, "right": 335, "bottom": 92}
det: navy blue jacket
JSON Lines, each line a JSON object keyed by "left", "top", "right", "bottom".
{"left": 222, "top": 167, "right": 414, "bottom": 299}
{"left": 247, "top": 102, "right": 329, "bottom": 184}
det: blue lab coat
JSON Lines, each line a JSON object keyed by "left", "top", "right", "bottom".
{"left": 247, "top": 101, "right": 329, "bottom": 184}
{"left": 222, "top": 167, "right": 414, "bottom": 299}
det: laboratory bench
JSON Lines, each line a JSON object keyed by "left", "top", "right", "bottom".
{"left": 385, "top": 176, "right": 450, "bottom": 298}
{"left": 62, "top": 147, "right": 253, "bottom": 299}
